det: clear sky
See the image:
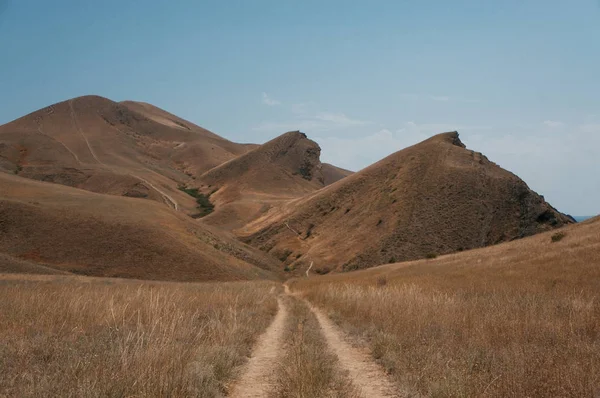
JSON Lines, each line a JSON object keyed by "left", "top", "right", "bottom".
{"left": 1, "top": 0, "right": 598, "bottom": 215}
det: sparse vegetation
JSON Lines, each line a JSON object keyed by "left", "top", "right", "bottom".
{"left": 278, "top": 249, "right": 293, "bottom": 262}
{"left": 304, "top": 223, "right": 315, "bottom": 239}
{"left": 551, "top": 231, "right": 566, "bottom": 242}
{"left": 178, "top": 185, "right": 215, "bottom": 218}
{"left": 425, "top": 252, "right": 438, "bottom": 259}
{"left": 0, "top": 274, "right": 280, "bottom": 397}
{"left": 273, "top": 296, "right": 358, "bottom": 398}
{"left": 290, "top": 220, "right": 600, "bottom": 397}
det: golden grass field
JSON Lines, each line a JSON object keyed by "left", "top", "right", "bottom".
{"left": 1, "top": 219, "right": 597, "bottom": 397}
{"left": 0, "top": 274, "right": 280, "bottom": 397}
{"left": 291, "top": 217, "right": 600, "bottom": 397}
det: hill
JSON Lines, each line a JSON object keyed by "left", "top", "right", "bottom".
{"left": 290, "top": 215, "right": 600, "bottom": 396}
{"left": 197, "top": 131, "right": 347, "bottom": 230}
{"left": 321, "top": 163, "right": 353, "bottom": 186}
{"left": 240, "top": 132, "right": 574, "bottom": 272}
{"left": 0, "top": 95, "right": 254, "bottom": 213}
{"left": 0, "top": 172, "right": 281, "bottom": 281}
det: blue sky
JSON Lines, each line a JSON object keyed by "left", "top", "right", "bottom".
{"left": 0, "top": 0, "right": 599, "bottom": 215}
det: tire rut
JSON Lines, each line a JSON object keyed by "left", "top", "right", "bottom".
{"left": 309, "top": 303, "right": 405, "bottom": 398}
{"left": 229, "top": 296, "right": 288, "bottom": 398}
{"left": 284, "top": 285, "right": 407, "bottom": 398}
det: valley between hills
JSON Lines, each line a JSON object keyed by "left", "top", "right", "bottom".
{"left": 1, "top": 96, "right": 598, "bottom": 397}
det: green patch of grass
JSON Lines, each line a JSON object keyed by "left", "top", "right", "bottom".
{"left": 178, "top": 186, "right": 215, "bottom": 218}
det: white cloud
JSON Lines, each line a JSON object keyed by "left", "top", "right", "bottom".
{"left": 399, "top": 93, "right": 480, "bottom": 103}
{"left": 252, "top": 120, "right": 325, "bottom": 133}
{"left": 543, "top": 120, "right": 565, "bottom": 128}
{"left": 262, "top": 92, "right": 281, "bottom": 106}
{"left": 253, "top": 109, "right": 370, "bottom": 133}
{"left": 314, "top": 112, "right": 370, "bottom": 126}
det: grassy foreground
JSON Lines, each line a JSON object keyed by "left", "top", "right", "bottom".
{"left": 0, "top": 274, "right": 280, "bottom": 397}
{"left": 291, "top": 219, "right": 600, "bottom": 397}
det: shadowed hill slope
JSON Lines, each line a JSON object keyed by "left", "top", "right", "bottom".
{"left": 321, "top": 163, "right": 353, "bottom": 186}
{"left": 240, "top": 132, "right": 575, "bottom": 273}
{"left": 0, "top": 172, "right": 281, "bottom": 281}
{"left": 0, "top": 95, "right": 254, "bottom": 213}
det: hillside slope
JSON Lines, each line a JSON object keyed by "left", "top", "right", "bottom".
{"left": 321, "top": 163, "right": 353, "bottom": 186}
{"left": 197, "top": 131, "right": 338, "bottom": 230}
{"left": 0, "top": 95, "right": 254, "bottom": 213}
{"left": 0, "top": 172, "right": 281, "bottom": 281}
{"left": 240, "top": 132, "right": 574, "bottom": 272}
{"left": 290, "top": 216, "right": 600, "bottom": 396}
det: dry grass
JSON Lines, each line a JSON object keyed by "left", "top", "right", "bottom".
{"left": 0, "top": 274, "right": 280, "bottom": 397}
{"left": 272, "top": 295, "right": 358, "bottom": 398}
{"left": 291, "top": 218, "right": 600, "bottom": 397}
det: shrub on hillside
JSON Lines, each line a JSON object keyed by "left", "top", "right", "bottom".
{"left": 551, "top": 232, "right": 566, "bottom": 243}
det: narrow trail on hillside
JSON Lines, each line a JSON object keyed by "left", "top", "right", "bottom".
{"left": 36, "top": 126, "right": 82, "bottom": 164}
{"left": 284, "top": 284, "right": 404, "bottom": 398}
{"left": 132, "top": 174, "right": 179, "bottom": 211}
{"left": 69, "top": 109, "right": 180, "bottom": 211}
{"left": 229, "top": 296, "right": 288, "bottom": 398}
{"left": 69, "top": 99, "right": 102, "bottom": 165}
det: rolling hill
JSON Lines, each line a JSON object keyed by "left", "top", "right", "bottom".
{"left": 197, "top": 131, "right": 350, "bottom": 230}
{"left": 0, "top": 97, "right": 351, "bottom": 226}
{"left": 0, "top": 95, "right": 256, "bottom": 214}
{"left": 0, "top": 172, "right": 281, "bottom": 281}
{"left": 240, "top": 132, "right": 575, "bottom": 272}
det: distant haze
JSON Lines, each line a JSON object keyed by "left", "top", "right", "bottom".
{"left": 573, "top": 216, "right": 596, "bottom": 222}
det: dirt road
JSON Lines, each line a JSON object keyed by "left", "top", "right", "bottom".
{"left": 228, "top": 297, "right": 288, "bottom": 398}
{"left": 229, "top": 285, "right": 403, "bottom": 397}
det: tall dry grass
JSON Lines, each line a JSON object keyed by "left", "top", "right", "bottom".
{"left": 292, "top": 219, "right": 600, "bottom": 397}
{"left": 0, "top": 274, "right": 280, "bottom": 397}
{"left": 272, "top": 295, "right": 358, "bottom": 398}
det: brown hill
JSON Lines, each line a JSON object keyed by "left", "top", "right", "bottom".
{"left": 197, "top": 131, "right": 337, "bottom": 230}
{"left": 240, "top": 132, "right": 575, "bottom": 273}
{"left": 0, "top": 95, "right": 254, "bottom": 213}
{"left": 321, "top": 163, "right": 353, "bottom": 186}
{"left": 0, "top": 172, "right": 281, "bottom": 281}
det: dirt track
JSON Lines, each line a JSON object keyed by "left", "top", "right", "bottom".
{"left": 230, "top": 285, "right": 402, "bottom": 397}
{"left": 229, "top": 297, "right": 288, "bottom": 398}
